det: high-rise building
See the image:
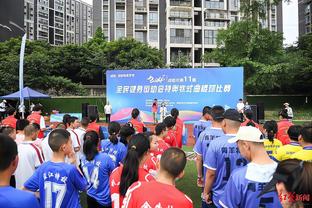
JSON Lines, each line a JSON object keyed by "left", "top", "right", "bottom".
{"left": 298, "top": 0, "right": 312, "bottom": 36}
{"left": 21, "top": 0, "right": 93, "bottom": 45}
{"left": 94, "top": 0, "right": 283, "bottom": 67}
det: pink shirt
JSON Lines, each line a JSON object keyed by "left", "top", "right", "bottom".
{"left": 152, "top": 102, "right": 158, "bottom": 113}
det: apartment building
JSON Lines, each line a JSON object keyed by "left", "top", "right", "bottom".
{"left": 23, "top": 0, "right": 93, "bottom": 45}
{"left": 298, "top": 0, "right": 312, "bottom": 36}
{"left": 94, "top": 0, "right": 283, "bottom": 67}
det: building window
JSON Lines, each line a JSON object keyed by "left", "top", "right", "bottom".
{"left": 103, "top": 11, "right": 109, "bottom": 22}
{"left": 116, "top": 28, "right": 125, "bottom": 39}
{"left": 305, "top": 15, "right": 311, "bottom": 24}
{"left": 205, "top": 0, "right": 224, "bottom": 9}
{"left": 135, "top": 14, "right": 144, "bottom": 25}
{"left": 149, "top": 12, "right": 158, "bottom": 24}
{"left": 170, "top": 29, "right": 191, "bottom": 43}
{"left": 204, "top": 30, "right": 218, "bottom": 44}
{"left": 116, "top": 10, "right": 125, "bottom": 22}
{"left": 149, "top": 29, "right": 158, "bottom": 42}
{"left": 135, "top": 31, "right": 146, "bottom": 42}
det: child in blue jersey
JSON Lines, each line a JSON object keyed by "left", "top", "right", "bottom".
{"left": 101, "top": 121, "right": 127, "bottom": 167}
{"left": 81, "top": 131, "right": 115, "bottom": 208}
{"left": 24, "top": 129, "right": 88, "bottom": 208}
{"left": 194, "top": 105, "right": 224, "bottom": 188}
{"left": 219, "top": 126, "right": 282, "bottom": 208}
{"left": 0, "top": 133, "right": 40, "bottom": 208}
{"left": 203, "top": 109, "right": 247, "bottom": 208}
{"left": 193, "top": 106, "right": 212, "bottom": 142}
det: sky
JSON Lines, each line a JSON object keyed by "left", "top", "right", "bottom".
{"left": 82, "top": 0, "right": 299, "bottom": 46}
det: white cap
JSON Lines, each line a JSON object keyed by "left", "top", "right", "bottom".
{"left": 3, "top": 100, "right": 6, "bottom": 103}
{"left": 284, "top": 102, "right": 289, "bottom": 106}
{"left": 228, "top": 126, "right": 264, "bottom": 143}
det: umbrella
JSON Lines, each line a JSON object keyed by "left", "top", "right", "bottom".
{"left": 0, "top": 87, "right": 50, "bottom": 100}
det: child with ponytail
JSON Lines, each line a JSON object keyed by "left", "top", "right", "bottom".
{"left": 81, "top": 131, "right": 115, "bottom": 208}
{"left": 101, "top": 122, "right": 127, "bottom": 167}
{"left": 263, "top": 120, "right": 283, "bottom": 157}
{"left": 109, "top": 133, "right": 155, "bottom": 208}
{"left": 142, "top": 132, "right": 159, "bottom": 177}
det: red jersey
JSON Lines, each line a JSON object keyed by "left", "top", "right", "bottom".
{"left": 1, "top": 115, "right": 17, "bottom": 129}
{"left": 241, "top": 119, "right": 259, "bottom": 129}
{"left": 87, "top": 121, "right": 100, "bottom": 135}
{"left": 143, "top": 153, "right": 158, "bottom": 175}
{"left": 277, "top": 119, "right": 293, "bottom": 145}
{"left": 155, "top": 139, "right": 169, "bottom": 156}
{"left": 110, "top": 165, "right": 155, "bottom": 208}
{"left": 164, "top": 129, "right": 177, "bottom": 147}
{"left": 122, "top": 180, "right": 193, "bottom": 208}
{"left": 151, "top": 102, "right": 158, "bottom": 113}
{"left": 175, "top": 118, "right": 184, "bottom": 148}
{"left": 129, "top": 118, "right": 144, "bottom": 133}
{"left": 27, "top": 112, "right": 44, "bottom": 138}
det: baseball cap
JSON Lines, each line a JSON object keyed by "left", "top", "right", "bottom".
{"left": 223, "top": 109, "right": 241, "bottom": 122}
{"left": 228, "top": 126, "right": 264, "bottom": 143}
{"left": 283, "top": 102, "right": 289, "bottom": 106}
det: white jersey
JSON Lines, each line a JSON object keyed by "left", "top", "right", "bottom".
{"left": 41, "top": 135, "right": 53, "bottom": 162}
{"left": 74, "top": 127, "right": 86, "bottom": 160}
{"left": 236, "top": 102, "right": 245, "bottom": 113}
{"left": 15, "top": 141, "right": 44, "bottom": 189}
{"left": 67, "top": 128, "right": 81, "bottom": 166}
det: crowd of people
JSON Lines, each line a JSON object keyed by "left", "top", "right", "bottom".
{"left": 0, "top": 101, "right": 311, "bottom": 208}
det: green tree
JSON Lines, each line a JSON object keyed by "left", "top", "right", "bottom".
{"left": 203, "top": 20, "right": 286, "bottom": 94}
{"left": 170, "top": 50, "right": 191, "bottom": 68}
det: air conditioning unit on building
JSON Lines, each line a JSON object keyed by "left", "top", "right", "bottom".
{"left": 142, "top": 26, "right": 147, "bottom": 29}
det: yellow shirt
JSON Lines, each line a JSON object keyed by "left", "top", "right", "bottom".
{"left": 273, "top": 142, "right": 302, "bottom": 161}
{"left": 264, "top": 139, "right": 283, "bottom": 156}
{"left": 291, "top": 146, "right": 312, "bottom": 161}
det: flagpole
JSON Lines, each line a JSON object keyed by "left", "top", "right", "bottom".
{"left": 19, "top": 34, "right": 26, "bottom": 119}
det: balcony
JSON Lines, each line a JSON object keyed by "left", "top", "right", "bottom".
{"left": 135, "top": 6, "right": 148, "bottom": 12}
{"left": 149, "top": 0, "right": 159, "bottom": 4}
{"left": 204, "top": 11, "right": 230, "bottom": 21}
{"left": 135, "top": 25, "right": 148, "bottom": 30}
{"left": 170, "top": 0, "right": 192, "bottom": 7}
{"left": 170, "top": 36, "right": 192, "bottom": 44}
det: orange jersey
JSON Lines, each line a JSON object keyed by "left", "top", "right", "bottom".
{"left": 129, "top": 118, "right": 144, "bottom": 133}
{"left": 175, "top": 118, "right": 184, "bottom": 148}
{"left": 122, "top": 181, "right": 193, "bottom": 208}
{"left": 1, "top": 115, "right": 17, "bottom": 129}
{"left": 164, "top": 129, "right": 177, "bottom": 147}
{"left": 277, "top": 119, "right": 293, "bottom": 145}
{"left": 110, "top": 165, "right": 155, "bottom": 208}
{"left": 87, "top": 121, "right": 100, "bottom": 135}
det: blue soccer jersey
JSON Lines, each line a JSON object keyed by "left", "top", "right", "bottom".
{"left": 24, "top": 161, "right": 88, "bottom": 208}
{"left": 81, "top": 153, "right": 115, "bottom": 206}
{"left": 219, "top": 162, "right": 282, "bottom": 208}
{"left": 194, "top": 127, "right": 224, "bottom": 180}
{"left": 0, "top": 186, "right": 40, "bottom": 208}
{"left": 193, "top": 120, "right": 212, "bottom": 141}
{"left": 203, "top": 134, "right": 248, "bottom": 207}
{"left": 101, "top": 140, "right": 127, "bottom": 167}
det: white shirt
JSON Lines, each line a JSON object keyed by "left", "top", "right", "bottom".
{"left": 236, "top": 102, "right": 245, "bottom": 113}
{"left": 42, "top": 135, "right": 53, "bottom": 162}
{"left": 0, "top": 102, "right": 6, "bottom": 112}
{"left": 285, "top": 106, "right": 293, "bottom": 118}
{"left": 15, "top": 141, "right": 44, "bottom": 189}
{"left": 39, "top": 115, "right": 46, "bottom": 129}
{"left": 67, "top": 128, "right": 81, "bottom": 166}
{"left": 104, "top": 104, "right": 112, "bottom": 114}
{"left": 74, "top": 127, "right": 86, "bottom": 160}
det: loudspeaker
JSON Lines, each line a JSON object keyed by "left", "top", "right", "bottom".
{"left": 88, "top": 105, "right": 99, "bottom": 121}
{"left": 82, "top": 103, "right": 89, "bottom": 118}
{"left": 257, "top": 103, "right": 265, "bottom": 122}
{"left": 250, "top": 105, "right": 258, "bottom": 123}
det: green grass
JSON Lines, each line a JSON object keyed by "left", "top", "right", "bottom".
{"left": 177, "top": 146, "right": 202, "bottom": 208}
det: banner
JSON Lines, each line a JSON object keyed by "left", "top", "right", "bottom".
{"left": 106, "top": 67, "right": 243, "bottom": 122}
